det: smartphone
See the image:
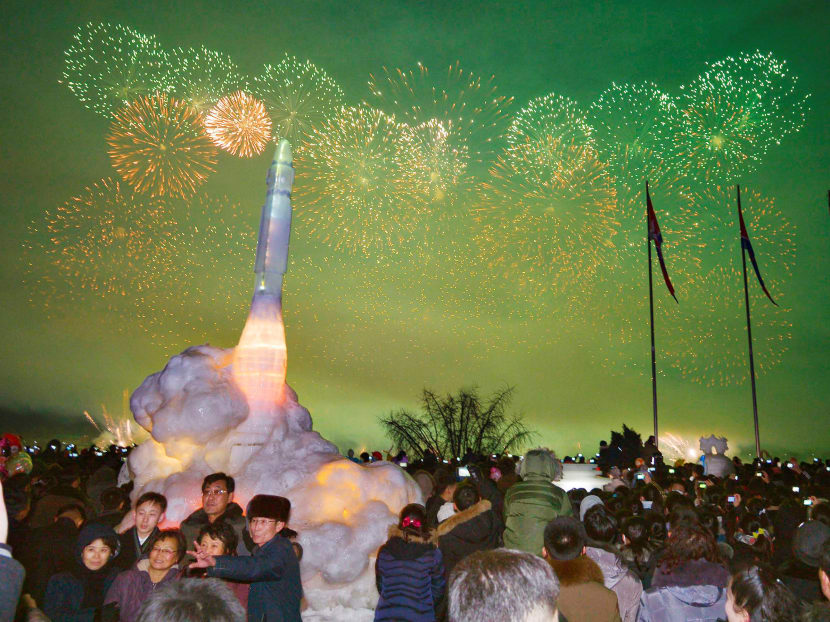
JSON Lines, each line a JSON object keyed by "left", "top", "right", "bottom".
{"left": 756, "top": 472, "right": 763, "bottom": 477}
{"left": 803, "top": 499, "right": 813, "bottom": 506}
{"left": 636, "top": 473, "right": 645, "bottom": 480}
{"left": 399, "top": 462, "right": 408, "bottom": 468}
{"left": 457, "top": 466, "right": 470, "bottom": 478}
{"left": 668, "top": 468, "right": 675, "bottom": 474}
{"left": 792, "top": 486, "right": 800, "bottom": 493}
{"left": 727, "top": 496, "right": 735, "bottom": 503}
{"left": 699, "top": 483, "right": 707, "bottom": 489}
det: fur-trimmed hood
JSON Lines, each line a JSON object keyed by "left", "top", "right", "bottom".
{"left": 547, "top": 555, "right": 605, "bottom": 587}
{"left": 381, "top": 525, "right": 436, "bottom": 562}
{"left": 432, "top": 499, "right": 492, "bottom": 540}
{"left": 386, "top": 524, "right": 431, "bottom": 544}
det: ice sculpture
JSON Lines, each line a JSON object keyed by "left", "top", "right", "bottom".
{"left": 127, "top": 140, "right": 421, "bottom": 618}
{"left": 700, "top": 434, "right": 735, "bottom": 478}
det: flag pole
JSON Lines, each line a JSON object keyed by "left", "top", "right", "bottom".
{"left": 738, "top": 185, "right": 762, "bottom": 458}
{"left": 647, "top": 181, "right": 659, "bottom": 449}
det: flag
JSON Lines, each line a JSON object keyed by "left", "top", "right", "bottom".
{"left": 737, "top": 185, "right": 778, "bottom": 306}
{"left": 646, "top": 182, "right": 678, "bottom": 302}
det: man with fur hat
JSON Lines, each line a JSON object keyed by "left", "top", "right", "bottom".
{"left": 542, "top": 516, "right": 621, "bottom": 622}
{"left": 433, "top": 483, "right": 503, "bottom": 578}
{"left": 189, "top": 494, "right": 302, "bottom": 622}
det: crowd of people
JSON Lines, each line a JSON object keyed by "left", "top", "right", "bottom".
{"left": 0, "top": 432, "right": 828, "bottom": 622}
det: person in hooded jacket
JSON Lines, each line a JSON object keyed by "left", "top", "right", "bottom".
{"left": 41, "top": 522, "right": 122, "bottom": 621}
{"left": 637, "top": 523, "right": 729, "bottom": 622}
{"left": 504, "top": 448, "right": 573, "bottom": 554}
{"left": 375, "top": 503, "right": 445, "bottom": 622}
{"left": 583, "top": 504, "right": 643, "bottom": 622}
{"left": 433, "top": 483, "right": 502, "bottom": 578}
{"left": 104, "top": 529, "right": 183, "bottom": 622}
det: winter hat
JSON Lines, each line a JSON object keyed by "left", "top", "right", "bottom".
{"left": 75, "top": 522, "right": 121, "bottom": 564}
{"left": 246, "top": 494, "right": 290, "bottom": 522}
{"left": 5, "top": 452, "right": 32, "bottom": 476}
{"left": 792, "top": 520, "right": 830, "bottom": 567}
{"left": 579, "top": 494, "right": 604, "bottom": 522}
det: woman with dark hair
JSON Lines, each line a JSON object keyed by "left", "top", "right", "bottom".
{"left": 725, "top": 564, "right": 803, "bottom": 622}
{"left": 104, "top": 529, "right": 183, "bottom": 622}
{"left": 620, "top": 516, "right": 658, "bottom": 587}
{"left": 374, "top": 503, "right": 445, "bottom": 622}
{"left": 41, "top": 522, "right": 121, "bottom": 621}
{"left": 637, "top": 524, "right": 729, "bottom": 621}
{"left": 186, "top": 521, "right": 249, "bottom": 611}
{"left": 643, "top": 511, "right": 667, "bottom": 548}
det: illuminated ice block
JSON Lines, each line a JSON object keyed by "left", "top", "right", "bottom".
{"left": 233, "top": 139, "right": 294, "bottom": 437}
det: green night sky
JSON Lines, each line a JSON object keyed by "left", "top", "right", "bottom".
{"left": 1, "top": 0, "right": 828, "bottom": 458}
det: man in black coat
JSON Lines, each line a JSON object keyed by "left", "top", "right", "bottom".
{"left": 115, "top": 491, "right": 166, "bottom": 569}
{"left": 433, "top": 484, "right": 503, "bottom": 578}
{"left": 190, "top": 495, "right": 302, "bottom": 622}
{"left": 21, "top": 502, "right": 85, "bottom": 604}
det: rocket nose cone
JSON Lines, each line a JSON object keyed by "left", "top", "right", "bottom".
{"left": 275, "top": 138, "right": 292, "bottom": 165}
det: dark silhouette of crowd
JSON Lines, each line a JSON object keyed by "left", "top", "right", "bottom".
{"left": 1, "top": 432, "right": 829, "bottom": 622}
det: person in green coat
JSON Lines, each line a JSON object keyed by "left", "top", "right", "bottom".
{"left": 503, "top": 449, "right": 573, "bottom": 554}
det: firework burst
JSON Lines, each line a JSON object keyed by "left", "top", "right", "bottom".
{"left": 401, "top": 118, "right": 472, "bottom": 209}
{"left": 293, "top": 105, "right": 426, "bottom": 254}
{"left": 673, "top": 51, "right": 809, "bottom": 183}
{"left": 682, "top": 185, "right": 794, "bottom": 386}
{"left": 85, "top": 390, "right": 146, "bottom": 447}
{"left": 165, "top": 45, "right": 247, "bottom": 112}
{"left": 130, "top": 193, "right": 258, "bottom": 344}
{"left": 367, "top": 62, "right": 513, "bottom": 165}
{"left": 251, "top": 55, "right": 345, "bottom": 145}
{"left": 508, "top": 93, "right": 594, "bottom": 150}
{"left": 30, "top": 178, "right": 177, "bottom": 305}
{"left": 204, "top": 91, "right": 272, "bottom": 158}
{"left": 588, "top": 82, "right": 679, "bottom": 189}
{"left": 107, "top": 92, "right": 217, "bottom": 198}
{"left": 475, "top": 135, "right": 617, "bottom": 305}
{"left": 62, "top": 22, "right": 169, "bottom": 118}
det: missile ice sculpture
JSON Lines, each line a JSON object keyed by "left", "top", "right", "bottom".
{"left": 232, "top": 139, "right": 294, "bottom": 439}
{"left": 129, "top": 137, "right": 423, "bottom": 615}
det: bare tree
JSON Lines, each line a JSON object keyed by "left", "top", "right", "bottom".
{"left": 379, "top": 386, "right": 535, "bottom": 459}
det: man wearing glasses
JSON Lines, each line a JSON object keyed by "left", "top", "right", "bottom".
{"left": 189, "top": 494, "right": 302, "bottom": 622}
{"left": 181, "top": 473, "right": 250, "bottom": 561}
